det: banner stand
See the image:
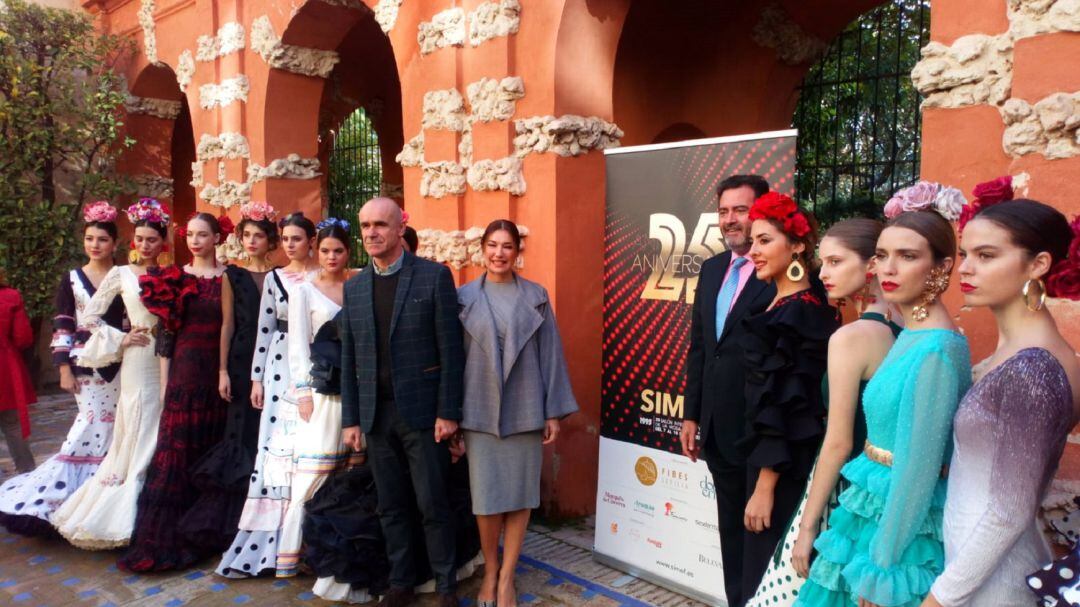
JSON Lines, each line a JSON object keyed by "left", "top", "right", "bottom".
{"left": 592, "top": 552, "right": 728, "bottom": 607}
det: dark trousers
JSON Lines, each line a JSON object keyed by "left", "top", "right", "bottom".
{"left": 703, "top": 431, "right": 748, "bottom": 607}
{"left": 0, "top": 409, "right": 34, "bottom": 475}
{"left": 741, "top": 465, "right": 804, "bottom": 603}
{"left": 367, "top": 400, "right": 457, "bottom": 593}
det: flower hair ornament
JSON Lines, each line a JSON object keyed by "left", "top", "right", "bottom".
{"left": 883, "top": 181, "right": 966, "bottom": 222}
{"left": 240, "top": 201, "right": 278, "bottom": 222}
{"left": 1045, "top": 216, "right": 1080, "bottom": 304}
{"left": 317, "top": 217, "right": 350, "bottom": 231}
{"left": 125, "top": 198, "right": 171, "bottom": 225}
{"left": 958, "top": 175, "right": 1014, "bottom": 232}
{"left": 84, "top": 201, "right": 118, "bottom": 223}
{"left": 177, "top": 212, "right": 235, "bottom": 238}
{"left": 749, "top": 192, "right": 812, "bottom": 281}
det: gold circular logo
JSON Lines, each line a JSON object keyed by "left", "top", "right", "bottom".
{"left": 634, "top": 456, "right": 658, "bottom": 486}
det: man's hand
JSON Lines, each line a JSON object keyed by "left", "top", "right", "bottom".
{"left": 680, "top": 420, "right": 700, "bottom": 462}
{"left": 434, "top": 418, "right": 459, "bottom": 443}
{"left": 542, "top": 419, "right": 560, "bottom": 445}
{"left": 342, "top": 425, "right": 364, "bottom": 452}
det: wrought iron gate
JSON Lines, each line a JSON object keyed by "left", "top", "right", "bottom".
{"left": 327, "top": 107, "right": 381, "bottom": 265}
{"left": 793, "top": 0, "right": 930, "bottom": 226}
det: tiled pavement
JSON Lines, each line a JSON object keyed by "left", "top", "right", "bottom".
{"left": 0, "top": 392, "right": 709, "bottom": 607}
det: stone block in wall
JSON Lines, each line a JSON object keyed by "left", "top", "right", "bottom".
{"left": 751, "top": 3, "right": 827, "bottom": 66}
{"left": 1008, "top": 0, "right": 1080, "bottom": 39}
{"left": 138, "top": 0, "right": 158, "bottom": 65}
{"left": 458, "top": 121, "right": 474, "bottom": 167}
{"left": 197, "top": 133, "right": 251, "bottom": 160}
{"left": 200, "top": 180, "right": 251, "bottom": 208}
{"left": 466, "top": 156, "right": 525, "bottom": 195}
{"left": 191, "top": 161, "right": 204, "bottom": 188}
{"left": 380, "top": 182, "right": 404, "bottom": 198}
{"left": 199, "top": 76, "right": 250, "bottom": 109}
{"left": 422, "top": 89, "right": 467, "bottom": 131}
{"left": 125, "top": 95, "right": 182, "bottom": 119}
{"left": 418, "top": 8, "right": 466, "bottom": 55}
{"left": 419, "top": 161, "right": 466, "bottom": 198}
{"left": 1001, "top": 91, "right": 1080, "bottom": 158}
{"left": 251, "top": 16, "right": 340, "bottom": 78}
{"left": 374, "top": 0, "right": 403, "bottom": 33}
{"left": 396, "top": 133, "right": 424, "bottom": 167}
{"left": 912, "top": 34, "right": 1014, "bottom": 108}
{"left": 177, "top": 50, "right": 195, "bottom": 92}
{"left": 468, "top": 0, "right": 520, "bottom": 47}
{"left": 466, "top": 76, "right": 524, "bottom": 122}
{"left": 134, "top": 174, "right": 174, "bottom": 199}
{"left": 247, "top": 154, "right": 322, "bottom": 181}
{"left": 196, "top": 22, "right": 245, "bottom": 62}
{"left": 513, "top": 115, "right": 624, "bottom": 157}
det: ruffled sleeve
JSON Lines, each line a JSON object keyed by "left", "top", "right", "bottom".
{"left": 288, "top": 283, "right": 314, "bottom": 391}
{"left": 51, "top": 271, "right": 77, "bottom": 367}
{"left": 250, "top": 269, "right": 279, "bottom": 382}
{"left": 77, "top": 267, "right": 125, "bottom": 368}
{"left": 738, "top": 292, "right": 838, "bottom": 475}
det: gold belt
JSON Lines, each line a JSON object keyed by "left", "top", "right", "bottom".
{"left": 864, "top": 440, "right": 948, "bottom": 478}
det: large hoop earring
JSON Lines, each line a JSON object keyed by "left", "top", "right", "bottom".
{"left": 1023, "top": 278, "right": 1046, "bottom": 312}
{"left": 912, "top": 266, "right": 950, "bottom": 322}
{"left": 786, "top": 254, "right": 806, "bottom": 282}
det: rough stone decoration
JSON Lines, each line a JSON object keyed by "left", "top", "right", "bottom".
{"left": 197, "top": 132, "right": 251, "bottom": 160}
{"left": 513, "top": 115, "right": 624, "bottom": 158}
{"left": 751, "top": 3, "right": 827, "bottom": 66}
{"left": 177, "top": 50, "right": 195, "bottom": 92}
{"left": 134, "top": 174, "right": 174, "bottom": 199}
{"left": 911, "top": 34, "right": 1014, "bottom": 109}
{"left": 458, "top": 120, "right": 474, "bottom": 167}
{"left": 466, "top": 76, "right": 524, "bottom": 122}
{"left": 138, "top": 0, "right": 159, "bottom": 64}
{"left": 396, "top": 133, "right": 424, "bottom": 167}
{"left": 380, "top": 182, "right": 405, "bottom": 198}
{"left": 1001, "top": 91, "right": 1080, "bottom": 159}
{"left": 468, "top": 0, "right": 520, "bottom": 47}
{"left": 196, "top": 22, "right": 245, "bottom": 62}
{"left": 247, "top": 154, "right": 322, "bottom": 181}
{"left": 422, "top": 89, "right": 468, "bottom": 131}
{"left": 199, "top": 76, "right": 251, "bottom": 109}
{"left": 250, "top": 16, "right": 340, "bottom": 78}
{"left": 217, "top": 233, "right": 248, "bottom": 263}
{"left": 416, "top": 225, "right": 528, "bottom": 269}
{"left": 200, "top": 180, "right": 252, "bottom": 208}
{"left": 374, "top": 0, "right": 404, "bottom": 33}
{"left": 419, "top": 161, "right": 467, "bottom": 198}
{"left": 217, "top": 161, "right": 227, "bottom": 183}
{"left": 417, "top": 8, "right": 466, "bottom": 55}
{"left": 190, "top": 161, "right": 204, "bottom": 188}
{"left": 467, "top": 156, "right": 525, "bottom": 195}
{"left": 1008, "top": 0, "right": 1080, "bottom": 39}
{"left": 124, "top": 95, "right": 182, "bottom": 119}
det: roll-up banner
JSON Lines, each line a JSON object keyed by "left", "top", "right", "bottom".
{"left": 596, "top": 130, "right": 798, "bottom": 606}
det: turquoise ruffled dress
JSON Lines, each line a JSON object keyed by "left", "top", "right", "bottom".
{"left": 794, "top": 328, "right": 971, "bottom": 607}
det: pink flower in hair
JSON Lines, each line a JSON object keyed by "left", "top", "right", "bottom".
{"left": 84, "top": 201, "right": 118, "bottom": 223}
{"left": 240, "top": 201, "right": 278, "bottom": 222}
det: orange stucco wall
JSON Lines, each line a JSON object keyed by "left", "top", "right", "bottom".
{"left": 88, "top": 0, "right": 1080, "bottom": 516}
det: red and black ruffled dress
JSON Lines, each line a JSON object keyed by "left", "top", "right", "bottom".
{"left": 117, "top": 266, "right": 228, "bottom": 572}
{"left": 736, "top": 289, "right": 839, "bottom": 592}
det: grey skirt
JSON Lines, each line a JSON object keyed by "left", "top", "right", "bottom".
{"left": 463, "top": 430, "right": 543, "bottom": 515}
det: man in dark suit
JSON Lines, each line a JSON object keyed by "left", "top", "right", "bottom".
{"left": 681, "top": 175, "right": 775, "bottom": 607}
{"left": 340, "top": 197, "right": 465, "bottom": 607}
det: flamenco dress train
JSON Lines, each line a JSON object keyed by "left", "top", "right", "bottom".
{"left": 794, "top": 329, "right": 971, "bottom": 607}
{"left": 0, "top": 269, "right": 124, "bottom": 537}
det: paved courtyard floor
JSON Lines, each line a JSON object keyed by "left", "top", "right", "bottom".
{"left": 0, "top": 392, "right": 709, "bottom": 607}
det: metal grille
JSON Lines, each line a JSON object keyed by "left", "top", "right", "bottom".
{"left": 327, "top": 107, "right": 381, "bottom": 266}
{"left": 793, "top": 0, "right": 930, "bottom": 227}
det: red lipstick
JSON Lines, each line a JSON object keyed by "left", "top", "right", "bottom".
{"left": 960, "top": 283, "right": 976, "bottom": 293}
{"left": 880, "top": 281, "right": 899, "bottom": 292}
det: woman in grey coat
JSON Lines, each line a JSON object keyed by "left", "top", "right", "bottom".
{"left": 458, "top": 219, "right": 578, "bottom": 607}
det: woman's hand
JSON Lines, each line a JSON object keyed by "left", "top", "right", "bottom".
{"left": 121, "top": 327, "right": 151, "bottom": 349}
{"left": 59, "top": 365, "right": 80, "bottom": 395}
{"left": 918, "top": 594, "right": 944, "bottom": 607}
{"left": 218, "top": 370, "right": 231, "bottom": 402}
{"left": 744, "top": 487, "right": 774, "bottom": 533}
{"left": 298, "top": 394, "right": 314, "bottom": 422}
{"left": 859, "top": 598, "right": 884, "bottom": 607}
{"left": 791, "top": 524, "right": 818, "bottom": 578}
{"left": 251, "top": 380, "right": 264, "bottom": 410}
{"left": 542, "top": 418, "right": 560, "bottom": 445}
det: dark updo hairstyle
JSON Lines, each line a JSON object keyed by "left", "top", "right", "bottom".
{"left": 237, "top": 217, "right": 280, "bottom": 250}
{"left": 84, "top": 220, "right": 119, "bottom": 240}
{"left": 189, "top": 212, "right": 223, "bottom": 235}
{"left": 757, "top": 210, "right": 822, "bottom": 270}
{"left": 481, "top": 219, "right": 522, "bottom": 251}
{"left": 974, "top": 199, "right": 1072, "bottom": 273}
{"left": 403, "top": 226, "right": 419, "bottom": 253}
{"left": 317, "top": 224, "right": 352, "bottom": 250}
{"left": 886, "top": 210, "right": 956, "bottom": 264}
{"left": 824, "top": 218, "right": 884, "bottom": 262}
{"left": 133, "top": 218, "right": 169, "bottom": 240}
{"left": 279, "top": 212, "right": 317, "bottom": 239}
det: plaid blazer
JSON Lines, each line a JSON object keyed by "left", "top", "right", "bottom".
{"left": 339, "top": 251, "right": 465, "bottom": 433}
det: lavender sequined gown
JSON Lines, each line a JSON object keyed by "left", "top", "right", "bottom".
{"left": 931, "top": 348, "right": 1074, "bottom": 607}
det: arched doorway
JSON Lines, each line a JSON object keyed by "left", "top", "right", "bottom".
{"left": 327, "top": 107, "right": 381, "bottom": 265}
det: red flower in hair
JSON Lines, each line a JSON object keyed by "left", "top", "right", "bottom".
{"left": 1047, "top": 261, "right": 1080, "bottom": 300}
{"left": 218, "top": 214, "right": 235, "bottom": 236}
{"left": 749, "top": 192, "right": 811, "bottom": 238}
{"left": 960, "top": 175, "right": 1014, "bottom": 232}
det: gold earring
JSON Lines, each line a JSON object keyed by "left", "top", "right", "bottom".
{"left": 128, "top": 250, "right": 141, "bottom": 265}
{"left": 912, "top": 266, "right": 950, "bottom": 322}
{"left": 157, "top": 251, "right": 173, "bottom": 266}
{"left": 1023, "top": 278, "right": 1046, "bottom": 312}
{"left": 786, "top": 254, "right": 806, "bottom": 282}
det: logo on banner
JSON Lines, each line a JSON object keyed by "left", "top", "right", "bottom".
{"left": 659, "top": 465, "right": 690, "bottom": 491}
{"left": 602, "top": 491, "right": 626, "bottom": 508}
{"left": 647, "top": 537, "right": 663, "bottom": 549}
{"left": 664, "top": 501, "right": 689, "bottom": 522}
{"left": 695, "top": 519, "right": 719, "bottom": 533}
{"left": 700, "top": 474, "right": 716, "bottom": 499}
{"left": 698, "top": 553, "right": 721, "bottom": 568}
{"left": 637, "top": 212, "right": 724, "bottom": 304}
{"left": 634, "top": 500, "right": 656, "bottom": 517}
{"left": 610, "top": 522, "right": 619, "bottom": 535}
{"left": 635, "top": 456, "right": 658, "bottom": 486}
